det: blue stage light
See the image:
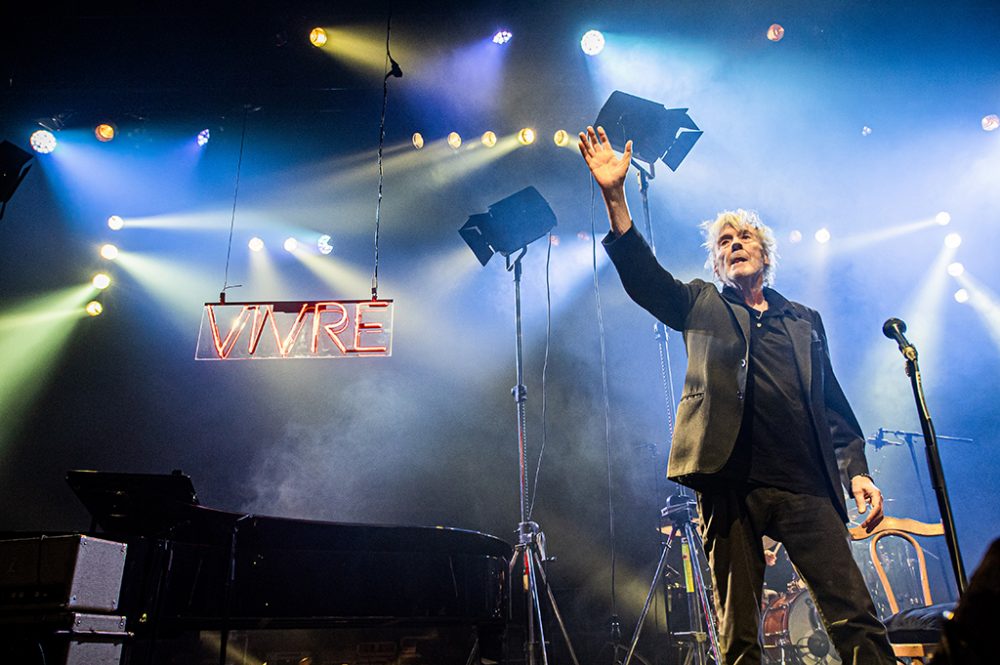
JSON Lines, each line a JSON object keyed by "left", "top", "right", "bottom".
{"left": 30, "top": 130, "right": 57, "bottom": 154}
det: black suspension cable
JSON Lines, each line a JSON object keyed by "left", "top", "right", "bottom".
{"left": 527, "top": 231, "right": 554, "bottom": 520}
{"left": 590, "top": 177, "right": 619, "bottom": 624}
{"left": 372, "top": 8, "right": 398, "bottom": 300}
{"left": 219, "top": 105, "right": 250, "bottom": 300}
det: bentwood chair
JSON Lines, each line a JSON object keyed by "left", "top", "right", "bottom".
{"left": 849, "top": 517, "right": 955, "bottom": 665}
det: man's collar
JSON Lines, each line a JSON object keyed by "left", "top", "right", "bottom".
{"left": 721, "top": 285, "right": 793, "bottom": 315}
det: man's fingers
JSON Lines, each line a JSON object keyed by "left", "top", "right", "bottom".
{"left": 854, "top": 492, "right": 867, "bottom": 514}
{"left": 597, "top": 125, "right": 611, "bottom": 147}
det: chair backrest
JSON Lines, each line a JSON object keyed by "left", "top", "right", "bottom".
{"left": 849, "top": 516, "right": 944, "bottom": 615}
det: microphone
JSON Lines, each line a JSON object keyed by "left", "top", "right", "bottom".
{"left": 882, "top": 317, "right": 917, "bottom": 361}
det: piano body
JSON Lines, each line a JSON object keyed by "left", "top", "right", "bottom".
{"left": 63, "top": 470, "right": 512, "bottom": 664}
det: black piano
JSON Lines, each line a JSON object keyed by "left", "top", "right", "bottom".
{"left": 66, "top": 470, "right": 512, "bottom": 665}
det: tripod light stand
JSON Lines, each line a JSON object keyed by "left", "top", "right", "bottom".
{"left": 460, "top": 187, "right": 580, "bottom": 665}
{"left": 592, "top": 91, "right": 718, "bottom": 664}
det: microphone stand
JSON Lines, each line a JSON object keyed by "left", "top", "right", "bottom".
{"left": 896, "top": 345, "right": 969, "bottom": 594}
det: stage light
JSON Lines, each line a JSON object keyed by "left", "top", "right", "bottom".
{"left": 944, "top": 233, "right": 962, "bottom": 249}
{"left": 95, "top": 123, "right": 116, "bottom": 142}
{"left": 92, "top": 273, "right": 111, "bottom": 290}
{"left": 30, "top": 130, "right": 57, "bottom": 154}
{"left": 581, "top": 30, "right": 605, "bottom": 56}
{"left": 577, "top": 231, "right": 591, "bottom": 242}
{"left": 983, "top": 114, "right": 999, "bottom": 132}
{"left": 447, "top": 132, "right": 462, "bottom": 149}
{"left": 954, "top": 289, "right": 969, "bottom": 304}
{"left": 100, "top": 244, "right": 119, "bottom": 260}
{"left": 283, "top": 237, "right": 298, "bottom": 252}
{"left": 815, "top": 228, "right": 831, "bottom": 244}
{"left": 517, "top": 128, "right": 536, "bottom": 145}
{"left": 197, "top": 129, "right": 211, "bottom": 146}
{"left": 789, "top": 230, "right": 803, "bottom": 243}
{"left": 248, "top": 237, "right": 264, "bottom": 252}
{"left": 947, "top": 262, "right": 965, "bottom": 277}
{"left": 767, "top": 24, "right": 785, "bottom": 42}
{"left": 459, "top": 186, "right": 558, "bottom": 266}
{"left": 318, "top": 234, "right": 333, "bottom": 255}
{"left": 553, "top": 130, "right": 569, "bottom": 146}
{"left": 309, "top": 28, "right": 328, "bottom": 47}
{"left": 861, "top": 126, "right": 872, "bottom": 136}
{"left": 481, "top": 131, "right": 497, "bottom": 147}
{"left": 492, "top": 30, "right": 512, "bottom": 45}
{"left": 86, "top": 301, "right": 104, "bottom": 317}
{"left": 107, "top": 215, "right": 124, "bottom": 230}
{"left": 411, "top": 132, "right": 424, "bottom": 149}
{"left": 549, "top": 235, "right": 560, "bottom": 246}
{"left": 935, "top": 211, "right": 951, "bottom": 226}
{"left": 594, "top": 91, "right": 702, "bottom": 171}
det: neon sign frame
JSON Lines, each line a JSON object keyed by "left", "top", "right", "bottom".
{"left": 196, "top": 299, "right": 393, "bottom": 360}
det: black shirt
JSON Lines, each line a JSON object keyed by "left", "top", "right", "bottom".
{"left": 718, "top": 286, "right": 829, "bottom": 496}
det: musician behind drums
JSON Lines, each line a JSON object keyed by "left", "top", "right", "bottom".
{"left": 578, "top": 126, "right": 895, "bottom": 665}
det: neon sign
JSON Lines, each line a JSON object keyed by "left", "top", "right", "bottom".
{"left": 196, "top": 300, "right": 393, "bottom": 360}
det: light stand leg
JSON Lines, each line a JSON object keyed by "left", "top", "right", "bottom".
{"left": 623, "top": 530, "right": 675, "bottom": 665}
{"left": 682, "top": 520, "right": 720, "bottom": 664}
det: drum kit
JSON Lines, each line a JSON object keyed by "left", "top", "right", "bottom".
{"left": 759, "top": 572, "right": 841, "bottom": 665}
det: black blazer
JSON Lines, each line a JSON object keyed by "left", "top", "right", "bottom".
{"left": 605, "top": 227, "right": 869, "bottom": 521}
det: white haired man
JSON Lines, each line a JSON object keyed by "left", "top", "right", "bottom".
{"left": 578, "top": 126, "right": 894, "bottom": 665}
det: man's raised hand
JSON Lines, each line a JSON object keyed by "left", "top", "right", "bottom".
{"left": 578, "top": 125, "right": 632, "bottom": 192}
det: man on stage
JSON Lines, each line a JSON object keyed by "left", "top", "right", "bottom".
{"left": 578, "top": 125, "right": 895, "bottom": 665}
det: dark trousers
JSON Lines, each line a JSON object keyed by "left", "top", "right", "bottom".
{"left": 696, "top": 485, "right": 895, "bottom": 665}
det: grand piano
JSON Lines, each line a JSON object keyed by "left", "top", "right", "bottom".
{"left": 65, "top": 470, "right": 512, "bottom": 665}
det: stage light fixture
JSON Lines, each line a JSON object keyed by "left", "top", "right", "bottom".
{"left": 248, "top": 237, "right": 264, "bottom": 252}
{"left": 861, "top": 126, "right": 872, "bottom": 136}
{"left": 447, "top": 132, "right": 462, "bottom": 149}
{"left": 815, "top": 228, "right": 831, "bottom": 244}
{"left": 983, "top": 114, "right": 999, "bottom": 132}
{"left": 767, "top": 24, "right": 785, "bottom": 42}
{"left": 0, "top": 140, "right": 34, "bottom": 220}
{"left": 197, "top": 129, "right": 211, "bottom": 146}
{"left": 309, "top": 28, "right": 328, "bottom": 47}
{"left": 553, "top": 130, "right": 569, "bottom": 146}
{"left": 318, "top": 234, "right": 333, "bottom": 255}
{"left": 283, "top": 237, "right": 298, "bottom": 252}
{"left": 594, "top": 91, "right": 702, "bottom": 171}
{"left": 517, "top": 128, "right": 535, "bottom": 145}
{"left": 482, "top": 131, "right": 497, "bottom": 147}
{"left": 581, "top": 30, "right": 605, "bottom": 56}
{"left": 936, "top": 211, "right": 951, "bottom": 226}
{"left": 789, "top": 230, "right": 803, "bottom": 243}
{"left": 947, "top": 262, "right": 965, "bottom": 277}
{"left": 954, "top": 289, "right": 969, "bottom": 304}
{"left": 30, "top": 130, "right": 57, "bottom": 154}
{"left": 411, "top": 132, "right": 424, "bottom": 149}
{"left": 95, "top": 123, "right": 116, "bottom": 142}
{"left": 493, "top": 30, "right": 512, "bottom": 45}
{"left": 459, "top": 186, "right": 557, "bottom": 267}
{"left": 100, "top": 244, "right": 119, "bottom": 260}
{"left": 107, "top": 215, "right": 124, "bottom": 230}
{"left": 945, "top": 233, "right": 962, "bottom": 249}
{"left": 86, "top": 301, "right": 104, "bottom": 317}
{"left": 92, "top": 273, "right": 111, "bottom": 290}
